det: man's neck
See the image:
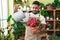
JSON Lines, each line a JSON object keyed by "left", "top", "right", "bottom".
{"left": 32, "top": 11, "right": 39, "bottom": 14}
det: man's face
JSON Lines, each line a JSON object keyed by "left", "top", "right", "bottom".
{"left": 31, "top": 4, "right": 40, "bottom": 14}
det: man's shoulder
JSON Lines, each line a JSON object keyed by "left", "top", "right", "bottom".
{"left": 40, "top": 15, "right": 44, "bottom": 18}
{"left": 39, "top": 15, "right": 45, "bottom": 20}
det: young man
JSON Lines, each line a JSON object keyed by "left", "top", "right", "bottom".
{"left": 12, "top": 1, "right": 46, "bottom": 40}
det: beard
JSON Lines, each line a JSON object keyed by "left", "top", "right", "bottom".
{"left": 32, "top": 11, "right": 39, "bottom": 14}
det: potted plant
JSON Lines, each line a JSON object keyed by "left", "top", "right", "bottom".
{"left": 56, "top": 22, "right": 60, "bottom": 29}
{"left": 46, "top": 3, "right": 53, "bottom": 10}
{"left": 50, "top": 15, "right": 53, "bottom": 20}
{"left": 56, "top": 15, "right": 59, "bottom": 20}
{"left": 44, "top": 11, "right": 49, "bottom": 20}
{"left": 6, "top": 15, "right": 25, "bottom": 40}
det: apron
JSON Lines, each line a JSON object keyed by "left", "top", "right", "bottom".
{"left": 25, "top": 13, "right": 41, "bottom": 40}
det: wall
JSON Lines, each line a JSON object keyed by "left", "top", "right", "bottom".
{"left": 29, "top": 0, "right": 54, "bottom": 5}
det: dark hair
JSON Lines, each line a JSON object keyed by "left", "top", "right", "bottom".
{"left": 32, "top": 1, "right": 40, "bottom": 6}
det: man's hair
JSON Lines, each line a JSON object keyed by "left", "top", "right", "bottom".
{"left": 32, "top": 1, "right": 40, "bottom": 6}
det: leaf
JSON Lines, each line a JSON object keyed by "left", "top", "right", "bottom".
{"left": 39, "top": 9, "right": 45, "bottom": 16}
{"left": 36, "top": 21, "right": 41, "bottom": 26}
{"left": 7, "top": 15, "right": 12, "bottom": 22}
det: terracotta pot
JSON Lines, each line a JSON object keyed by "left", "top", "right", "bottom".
{"left": 46, "top": 5, "right": 53, "bottom": 10}
{"left": 56, "top": 8, "right": 60, "bottom": 10}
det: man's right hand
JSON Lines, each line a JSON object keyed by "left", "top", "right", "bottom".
{"left": 30, "top": 26, "right": 40, "bottom": 35}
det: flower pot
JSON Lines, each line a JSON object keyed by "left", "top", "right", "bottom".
{"left": 46, "top": 16, "right": 49, "bottom": 20}
{"left": 56, "top": 8, "right": 60, "bottom": 10}
{"left": 46, "top": 3, "right": 53, "bottom": 10}
{"left": 46, "top": 6, "right": 53, "bottom": 10}
{"left": 50, "top": 18, "right": 53, "bottom": 20}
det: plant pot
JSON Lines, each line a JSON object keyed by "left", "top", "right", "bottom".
{"left": 46, "top": 6, "right": 53, "bottom": 10}
{"left": 46, "top": 3, "right": 53, "bottom": 10}
{"left": 56, "top": 17, "right": 59, "bottom": 20}
{"left": 56, "top": 8, "right": 60, "bottom": 10}
{"left": 46, "top": 16, "right": 49, "bottom": 20}
{"left": 50, "top": 18, "right": 53, "bottom": 20}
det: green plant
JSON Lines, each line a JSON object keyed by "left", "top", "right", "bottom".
{"left": 52, "top": 0, "right": 60, "bottom": 8}
{"left": 51, "top": 37, "right": 60, "bottom": 40}
{"left": 7, "top": 15, "right": 12, "bottom": 22}
{"left": 6, "top": 15, "right": 25, "bottom": 40}
{"left": 0, "top": 28, "right": 4, "bottom": 40}
{"left": 12, "top": 22, "right": 25, "bottom": 40}
{"left": 39, "top": 9, "right": 49, "bottom": 18}
{"left": 40, "top": 3, "right": 45, "bottom": 8}
{"left": 14, "top": 0, "right": 24, "bottom": 6}
{"left": 14, "top": 0, "right": 23, "bottom": 4}
{"left": 56, "top": 22, "right": 60, "bottom": 29}
{"left": 39, "top": 8, "right": 45, "bottom": 16}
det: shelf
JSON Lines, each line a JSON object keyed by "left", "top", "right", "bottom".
{"left": 46, "top": 20, "right": 54, "bottom": 21}
{"left": 46, "top": 20, "right": 60, "bottom": 21}
{"left": 56, "top": 8, "right": 60, "bottom": 10}
{"left": 45, "top": 8, "right": 60, "bottom": 36}
{"left": 45, "top": 9, "right": 54, "bottom": 11}
{"left": 55, "top": 29, "right": 60, "bottom": 31}
{"left": 45, "top": 29, "right": 54, "bottom": 32}
{"left": 55, "top": 20, "right": 60, "bottom": 21}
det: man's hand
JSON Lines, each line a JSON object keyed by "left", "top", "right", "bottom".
{"left": 14, "top": 4, "right": 20, "bottom": 13}
{"left": 30, "top": 26, "right": 40, "bottom": 35}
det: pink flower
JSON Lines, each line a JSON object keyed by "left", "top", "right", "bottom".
{"left": 26, "top": 18, "right": 40, "bottom": 27}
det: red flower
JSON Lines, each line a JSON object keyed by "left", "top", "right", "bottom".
{"left": 26, "top": 18, "right": 40, "bottom": 27}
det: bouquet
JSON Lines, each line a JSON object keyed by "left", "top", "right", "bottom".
{"left": 26, "top": 18, "right": 41, "bottom": 34}
{"left": 26, "top": 18, "right": 41, "bottom": 27}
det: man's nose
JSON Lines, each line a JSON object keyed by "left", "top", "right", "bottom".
{"left": 33, "top": 8, "right": 36, "bottom": 10}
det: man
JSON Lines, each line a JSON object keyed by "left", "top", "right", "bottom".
{"left": 12, "top": 1, "right": 46, "bottom": 40}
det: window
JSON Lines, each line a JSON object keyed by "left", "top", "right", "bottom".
{"left": 0, "top": 0, "right": 8, "bottom": 28}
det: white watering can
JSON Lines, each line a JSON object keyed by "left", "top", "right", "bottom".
{"left": 12, "top": 11, "right": 25, "bottom": 22}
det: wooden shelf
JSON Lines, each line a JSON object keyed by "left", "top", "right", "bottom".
{"left": 55, "top": 29, "right": 60, "bottom": 31}
{"left": 56, "top": 8, "right": 60, "bottom": 10}
{"left": 46, "top": 20, "right": 54, "bottom": 21}
{"left": 45, "top": 8, "right": 60, "bottom": 36}
{"left": 45, "top": 9, "right": 54, "bottom": 11}
{"left": 55, "top": 20, "right": 60, "bottom": 21}
{"left": 45, "top": 29, "right": 54, "bottom": 31}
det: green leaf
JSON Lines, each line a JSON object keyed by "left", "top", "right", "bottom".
{"left": 39, "top": 9, "right": 45, "bottom": 16}
{"left": 7, "top": 15, "right": 12, "bottom": 22}
{"left": 36, "top": 21, "right": 41, "bottom": 26}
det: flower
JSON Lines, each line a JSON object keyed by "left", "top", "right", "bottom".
{"left": 26, "top": 18, "right": 41, "bottom": 27}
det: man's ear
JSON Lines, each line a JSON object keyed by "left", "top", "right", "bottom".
{"left": 38, "top": 6, "right": 41, "bottom": 11}
{"left": 39, "top": 6, "right": 41, "bottom": 9}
